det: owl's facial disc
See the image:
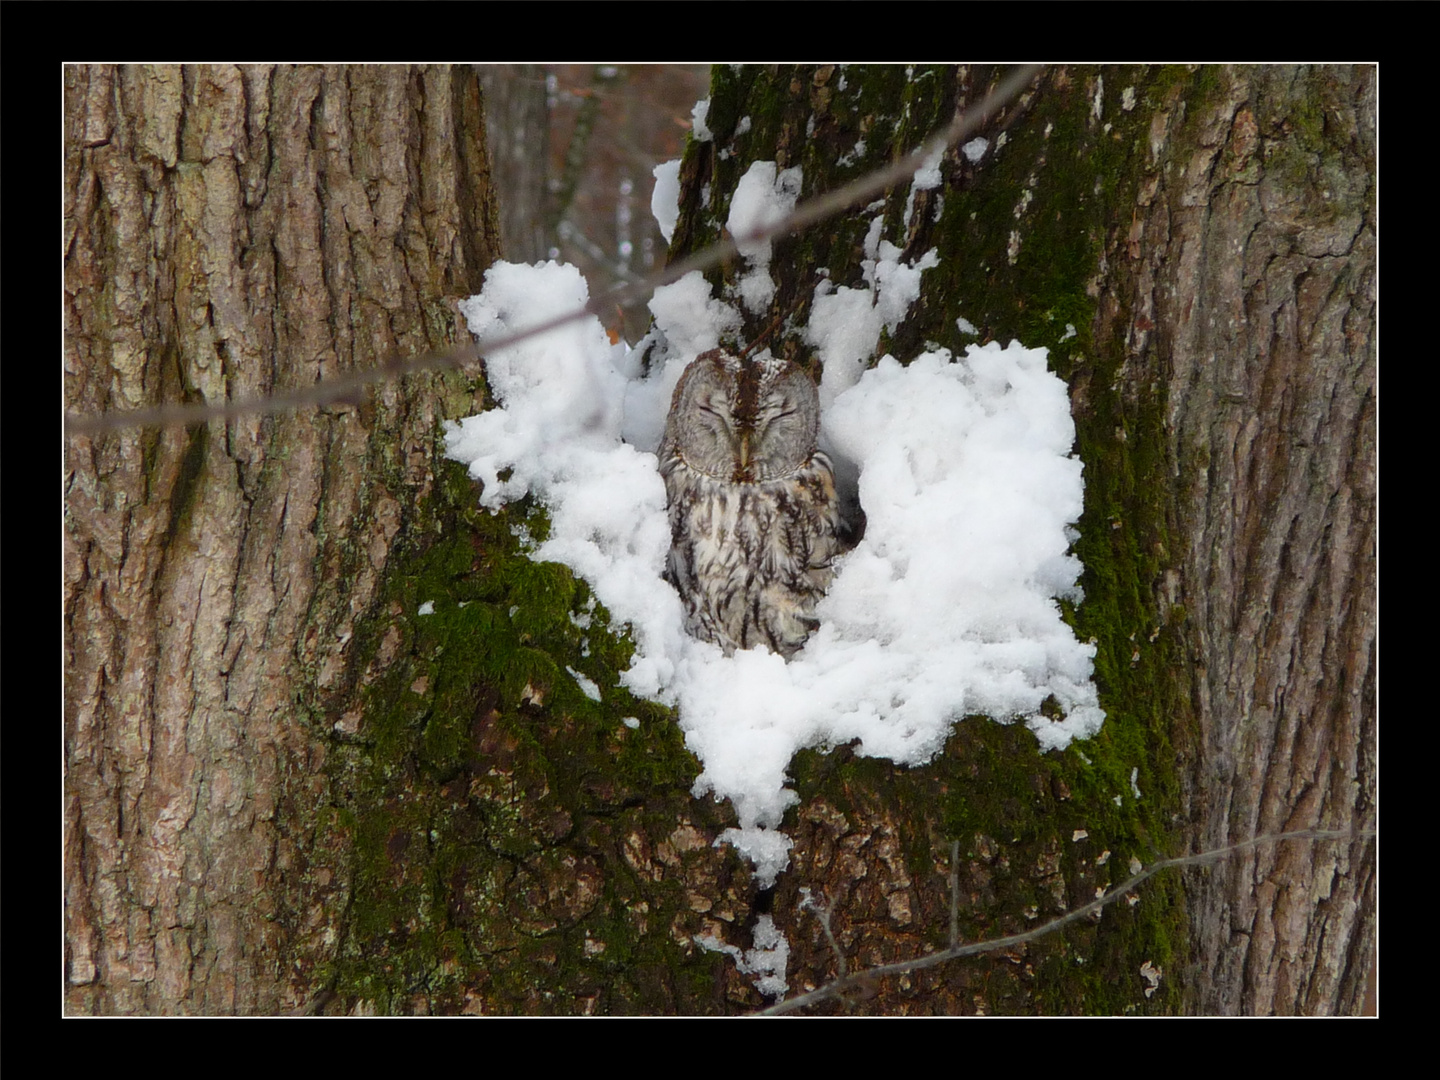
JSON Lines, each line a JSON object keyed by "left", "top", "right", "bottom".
{"left": 666, "top": 350, "right": 821, "bottom": 483}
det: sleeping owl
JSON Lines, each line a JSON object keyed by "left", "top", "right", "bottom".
{"left": 659, "top": 348, "right": 845, "bottom": 658}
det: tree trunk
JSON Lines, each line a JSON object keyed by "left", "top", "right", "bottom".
{"left": 1150, "top": 66, "right": 1376, "bottom": 1017}
{"left": 66, "top": 62, "right": 1373, "bottom": 1016}
{"left": 65, "top": 63, "right": 756, "bottom": 1018}
{"left": 660, "top": 63, "right": 1374, "bottom": 1015}
{"left": 476, "top": 64, "right": 551, "bottom": 263}
{"left": 63, "top": 63, "right": 501, "bottom": 1013}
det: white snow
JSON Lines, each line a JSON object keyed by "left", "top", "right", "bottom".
{"left": 568, "top": 666, "right": 603, "bottom": 702}
{"left": 806, "top": 212, "right": 940, "bottom": 413}
{"left": 911, "top": 146, "right": 946, "bottom": 191}
{"left": 726, "top": 161, "right": 803, "bottom": 313}
{"left": 651, "top": 160, "right": 681, "bottom": 245}
{"left": 695, "top": 914, "right": 789, "bottom": 999}
{"left": 442, "top": 161, "right": 1104, "bottom": 899}
{"left": 691, "top": 98, "right": 712, "bottom": 141}
{"left": 903, "top": 146, "right": 946, "bottom": 229}
{"left": 838, "top": 139, "right": 866, "bottom": 167}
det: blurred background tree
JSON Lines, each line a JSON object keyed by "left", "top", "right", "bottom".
{"left": 477, "top": 64, "right": 709, "bottom": 342}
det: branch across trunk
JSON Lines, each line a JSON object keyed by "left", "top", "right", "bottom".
{"left": 64, "top": 64, "right": 500, "bottom": 1014}
{"left": 65, "top": 63, "right": 1373, "bottom": 1016}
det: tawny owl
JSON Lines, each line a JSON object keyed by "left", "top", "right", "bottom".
{"left": 659, "top": 348, "right": 845, "bottom": 658}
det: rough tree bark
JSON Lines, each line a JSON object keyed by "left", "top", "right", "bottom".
{"left": 661, "top": 63, "right": 1374, "bottom": 1015}
{"left": 63, "top": 64, "right": 501, "bottom": 1013}
{"left": 65, "top": 63, "right": 1373, "bottom": 1016}
{"left": 1152, "top": 66, "right": 1376, "bottom": 1017}
{"left": 64, "top": 63, "right": 755, "bottom": 1018}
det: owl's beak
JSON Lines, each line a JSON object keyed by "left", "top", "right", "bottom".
{"left": 737, "top": 430, "right": 751, "bottom": 471}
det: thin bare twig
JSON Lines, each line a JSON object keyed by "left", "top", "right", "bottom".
{"left": 949, "top": 838, "right": 960, "bottom": 951}
{"left": 64, "top": 65, "right": 1044, "bottom": 437}
{"left": 758, "top": 827, "right": 1373, "bottom": 1016}
{"left": 799, "top": 889, "right": 849, "bottom": 981}
{"left": 62, "top": 344, "right": 484, "bottom": 436}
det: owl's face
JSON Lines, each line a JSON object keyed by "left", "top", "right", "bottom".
{"left": 664, "top": 350, "right": 821, "bottom": 483}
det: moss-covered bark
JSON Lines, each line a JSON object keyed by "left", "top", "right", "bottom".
{"left": 641, "top": 63, "right": 1186, "bottom": 1015}
{"left": 650, "top": 63, "right": 1373, "bottom": 1015}
{"left": 313, "top": 469, "right": 764, "bottom": 1015}
{"left": 321, "top": 65, "right": 1369, "bottom": 1016}
{"left": 68, "top": 63, "right": 1370, "bottom": 1016}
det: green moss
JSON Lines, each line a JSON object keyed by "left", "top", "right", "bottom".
{"left": 937, "top": 66, "right": 1191, "bottom": 1013}
{"left": 787, "top": 714, "right": 1180, "bottom": 1013}
{"left": 313, "top": 453, "right": 749, "bottom": 1015}
{"left": 314, "top": 63, "right": 1221, "bottom": 1015}
{"left": 688, "top": 64, "right": 1197, "bottom": 1014}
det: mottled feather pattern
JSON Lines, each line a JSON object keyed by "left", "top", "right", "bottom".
{"left": 659, "top": 349, "right": 845, "bottom": 658}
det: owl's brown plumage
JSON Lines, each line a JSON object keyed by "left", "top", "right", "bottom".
{"left": 659, "top": 349, "right": 844, "bottom": 658}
